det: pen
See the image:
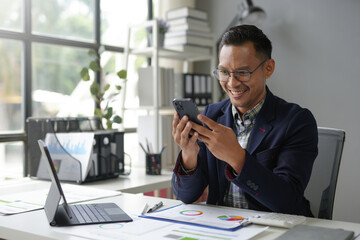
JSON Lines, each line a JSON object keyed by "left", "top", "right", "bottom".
{"left": 147, "top": 201, "right": 163, "bottom": 213}
{"left": 151, "top": 155, "right": 158, "bottom": 170}
{"left": 159, "top": 145, "right": 166, "bottom": 155}
{"left": 139, "top": 142, "right": 148, "bottom": 154}
{"left": 239, "top": 219, "right": 252, "bottom": 227}
{"left": 141, "top": 203, "right": 149, "bottom": 215}
{"left": 145, "top": 138, "right": 151, "bottom": 153}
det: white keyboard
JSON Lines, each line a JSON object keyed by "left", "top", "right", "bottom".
{"left": 248, "top": 212, "right": 306, "bottom": 228}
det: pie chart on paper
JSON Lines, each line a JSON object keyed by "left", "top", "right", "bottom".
{"left": 179, "top": 210, "right": 204, "bottom": 216}
{"left": 217, "top": 215, "right": 244, "bottom": 221}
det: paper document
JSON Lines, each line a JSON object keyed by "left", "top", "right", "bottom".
{"left": 36, "top": 132, "right": 94, "bottom": 182}
{"left": 54, "top": 213, "right": 268, "bottom": 240}
{"left": 48, "top": 132, "right": 94, "bottom": 181}
{"left": 0, "top": 183, "right": 121, "bottom": 215}
{"left": 140, "top": 204, "right": 259, "bottom": 231}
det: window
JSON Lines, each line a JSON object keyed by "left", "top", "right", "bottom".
{"left": 32, "top": 0, "right": 95, "bottom": 41}
{"left": 32, "top": 43, "right": 93, "bottom": 117}
{"left": 0, "top": 0, "right": 23, "bottom": 32}
{"left": 0, "top": 39, "right": 23, "bottom": 132}
{"left": 101, "top": 0, "right": 148, "bottom": 47}
{"left": 0, "top": 0, "right": 152, "bottom": 180}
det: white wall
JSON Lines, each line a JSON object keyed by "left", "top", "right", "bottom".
{"left": 197, "top": 0, "right": 360, "bottom": 223}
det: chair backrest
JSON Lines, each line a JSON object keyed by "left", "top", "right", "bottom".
{"left": 304, "top": 127, "right": 345, "bottom": 219}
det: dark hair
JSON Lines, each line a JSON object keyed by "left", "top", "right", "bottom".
{"left": 218, "top": 25, "right": 272, "bottom": 59}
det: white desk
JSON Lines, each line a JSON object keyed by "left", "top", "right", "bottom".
{"left": 0, "top": 167, "right": 172, "bottom": 195}
{"left": 84, "top": 167, "right": 172, "bottom": 194}
{"left": 1, "top": 193, "right": 360, "bottom": 240}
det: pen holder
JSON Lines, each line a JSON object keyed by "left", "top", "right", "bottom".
{"left": 146, "top": 153, "right": 161, "bottom": 175}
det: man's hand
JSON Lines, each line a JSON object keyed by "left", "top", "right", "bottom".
{"left": 172, "top": 113, "right": 200, "bottom": 170}
{"left": 192, "top": 114, "right": 246, "bottom": 173}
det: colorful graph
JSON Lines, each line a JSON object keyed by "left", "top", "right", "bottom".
{"left": 52, "top": 159, "right": 61, "bottom": 173}
{"left": 45, "top": 133, "right": 94, "bottom": 155}
{"left": 179, "top": 210, "right": 203, "bottom": 216}
{"left": 47, "top": 138, "right": 88, "bottom": 155}
{"left": 217, "top": 215, "right": 244, "bottom": 221}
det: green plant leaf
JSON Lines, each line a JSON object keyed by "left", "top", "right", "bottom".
{"left": 103, "top": 84, "right": 110, "bottom": 92}
{"left": 81, "top": 45, "right": 126, "bottom": 130}
{"left": 113, "top": 115, "right": 122, "bottom": 124}
{"left": 88, "top": 49, "right": 97, "bottom": 58}
{"left": 89, "top": 60, "right": 100, "bottom": 72}
{"left": 117, "top": 70, "right": 127, "bottom": 79}
{"left": 80, "top": 67, "right": 90, "bottom": 81}
{"left": 90, "top": 82, "right": 100, "bottom": 95}
{"left": 105, "top": 107, "right": 113, "bottom": 119}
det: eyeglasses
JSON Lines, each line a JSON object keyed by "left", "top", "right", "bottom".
{"left": 213, "top": 59, "right": 268, "bottom": 83}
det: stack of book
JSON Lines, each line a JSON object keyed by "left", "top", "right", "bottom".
{"left": 164, "top": 7, "right": 213, "bottom": 55}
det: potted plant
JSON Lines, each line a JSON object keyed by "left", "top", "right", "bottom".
{"left": 146, "top": 18, "right": 169, "bottom": 47}
{"left": 80, "top": 46, "right": 127, "bottom": 130}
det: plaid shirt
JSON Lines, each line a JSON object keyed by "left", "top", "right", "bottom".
{"left": 224, "top": 97, "right": 265, "bottom": 208}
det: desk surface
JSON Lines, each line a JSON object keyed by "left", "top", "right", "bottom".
{"left": 0, "top": 167, "right": 172, "bottom": 195}
{"left": 1, "top": 192, "right": 360, "bottom": 240}
{"left": 84, "top": 167, "right": 172, "bottom": 193}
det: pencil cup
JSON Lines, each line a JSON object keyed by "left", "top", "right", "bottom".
{"left": 146, "top": 153, "right": 161, "bottom": 175}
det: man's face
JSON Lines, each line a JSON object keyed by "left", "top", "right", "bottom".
{"left": 218, "top": 42, "right": 274, "bottom": 115}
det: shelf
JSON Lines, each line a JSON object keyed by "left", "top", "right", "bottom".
{"left": 124, "top": 106, "right": 175, "bottom": 113}
{"left": 124, "top": 19, "right": 215, "bottom": 151}
{"left": 125, "top": 106, "right": 205, "bottom": 116}
{"left": 130, "top": 47, "right": 213, "bottom": 62}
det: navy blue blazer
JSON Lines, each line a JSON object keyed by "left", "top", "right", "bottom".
{"left": 172, "top": 87, "right": 318, "bottom": 217}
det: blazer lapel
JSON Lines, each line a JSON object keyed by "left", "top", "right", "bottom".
{"left": 247, "top": 116, "right": 273, "bottom": 154}
{"left": 247, "top": 87, "right": 275, "bottom": 154}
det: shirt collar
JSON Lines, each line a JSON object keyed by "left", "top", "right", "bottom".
{"left": 232, "top": 95, "right": 266, "bottom": 124}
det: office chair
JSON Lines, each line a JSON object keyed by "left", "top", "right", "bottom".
{"left": 304, "top": 127, "right": 345, "bottom": 219}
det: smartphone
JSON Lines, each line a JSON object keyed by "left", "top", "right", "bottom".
{"left": 172, "top": 98, "right": 202, "bottom": 125}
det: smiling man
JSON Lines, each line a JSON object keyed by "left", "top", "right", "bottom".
{"left": 171, "top": 25, "right": 318, "bottom": 217}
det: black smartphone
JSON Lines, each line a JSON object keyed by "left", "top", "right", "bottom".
{"left": 172, "top": 98, "right": 202, "bottom": 125}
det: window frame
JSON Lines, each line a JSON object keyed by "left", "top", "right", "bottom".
{"left": 0, "top": 0, "right": 152, "bottom": 177}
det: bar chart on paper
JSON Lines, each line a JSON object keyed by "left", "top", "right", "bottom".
{"left": 36, "top": 132, "right": 95, "bottom": 181}
{"left": 45, "top": 132, "right": 94, "bottom": 156}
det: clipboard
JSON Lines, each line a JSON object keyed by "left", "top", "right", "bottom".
{"left": 140, "top": 204, "right": 254, "bottom": 231}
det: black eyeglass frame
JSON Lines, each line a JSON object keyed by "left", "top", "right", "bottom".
{"left": 213, "top": 58, "right": 269, "bottom": 83}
